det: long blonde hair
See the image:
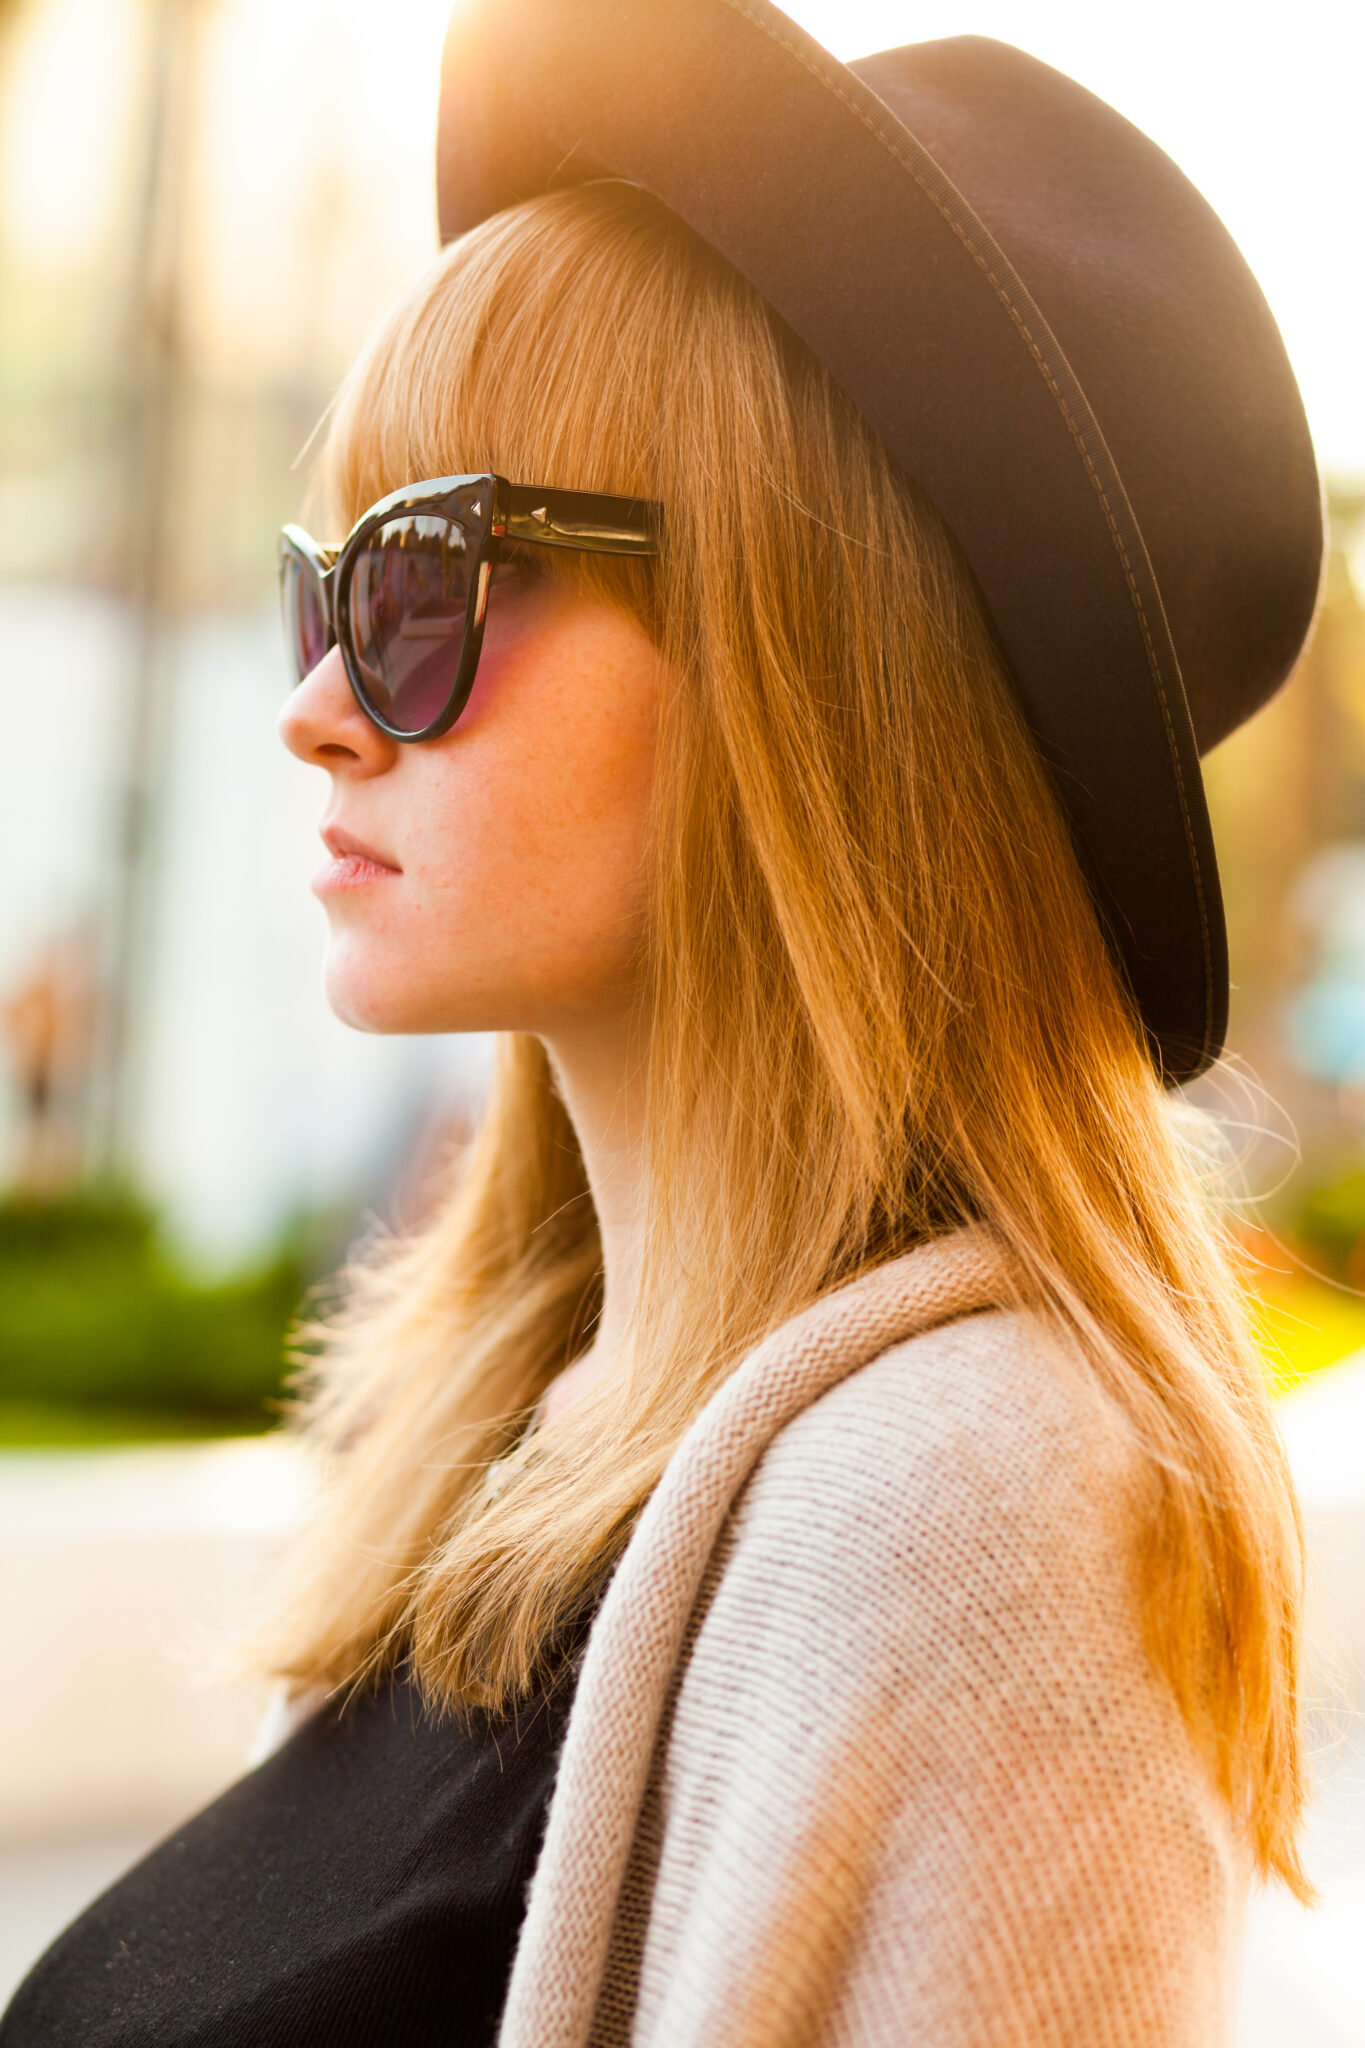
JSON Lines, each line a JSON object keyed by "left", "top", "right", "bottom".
{"left": 264, "top": 179, "right": 1309, "bottom": 1896}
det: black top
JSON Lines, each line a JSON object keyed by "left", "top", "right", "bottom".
{"left": 1, "top": 1656, "right": 581, "bottom": 2048}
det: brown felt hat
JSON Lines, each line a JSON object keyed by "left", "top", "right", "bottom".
{"left": 436, "top": 0, "right": 1324, "bottom": 1082}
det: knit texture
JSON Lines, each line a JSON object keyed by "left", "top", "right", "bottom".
{"left": 497, "top": 1227, "right": 1245, "bottom": 2047}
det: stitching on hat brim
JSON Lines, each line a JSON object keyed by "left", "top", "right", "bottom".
{"left": 720, "top": 0, "right": 1216, "bottom": 1074}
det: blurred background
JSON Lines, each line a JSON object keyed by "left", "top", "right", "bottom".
{"left": 0, "top": 0, "right": 1363, "bottom": 2038}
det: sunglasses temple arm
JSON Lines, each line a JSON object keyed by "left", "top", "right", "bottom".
{"left": 497, "top": 482, "right": 660, "bottom": 555}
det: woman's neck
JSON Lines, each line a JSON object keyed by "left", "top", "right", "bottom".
{"left": 537, "top": 1012, "right": 647, "bottom": 1423}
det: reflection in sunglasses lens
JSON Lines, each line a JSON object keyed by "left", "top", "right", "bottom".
{"left": 349, "top": 515, "right": 471, "bottom": 733}
{"left": 283, "top": 557, "right": 331, "bottom": 683}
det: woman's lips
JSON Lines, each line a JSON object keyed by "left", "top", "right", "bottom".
{"left": 314, "top": 828, "right": 402, "bottom": 895}
{"left": 313, "top": 851, "right": 400, "bottom": 893}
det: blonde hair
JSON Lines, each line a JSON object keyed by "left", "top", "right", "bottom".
{"left": 265, "top": 180, "right": 1309, "bottom": 1896}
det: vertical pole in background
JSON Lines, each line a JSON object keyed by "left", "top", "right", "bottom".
{"left": 89, "top": 0, "right": 205, "bottom": 1183}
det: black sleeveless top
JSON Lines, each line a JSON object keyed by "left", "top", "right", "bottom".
{"left": 0, "top": 1655, "right": 581, "bottom": 2048}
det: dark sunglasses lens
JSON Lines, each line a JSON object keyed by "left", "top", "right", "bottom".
{"left": 281, "top": 554, "right": 330, "bottom": 682}
{"left": 348, "top": 515, "right": 473, "bottom": 735}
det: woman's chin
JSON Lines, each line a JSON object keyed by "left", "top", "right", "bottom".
{"left": 321, "top": 949, "right": 496, "bottom": 1036}
{"left": 324, "top": 986, "right": 394, "bottom": 1035}
{"left": 322, "top": 954, "right": 422, "bottom": 1035}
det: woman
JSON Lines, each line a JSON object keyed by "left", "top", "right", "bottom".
{"left": 3, "top": 6, "right": 1323, "bottom": 2045}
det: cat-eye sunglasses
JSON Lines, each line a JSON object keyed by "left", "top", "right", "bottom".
{"left": 278, "top": 473, "right": 661, "bottom": 742}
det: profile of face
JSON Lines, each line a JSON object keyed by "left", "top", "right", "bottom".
{"left": 278, "top": 556, "right": 665, "bottom": 1040}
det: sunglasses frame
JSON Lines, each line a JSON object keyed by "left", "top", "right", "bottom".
{"left": 278, "top": 472, "right": 662, "bottom": 742}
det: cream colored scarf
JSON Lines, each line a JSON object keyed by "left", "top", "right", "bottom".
{"left": 498, "top": 1227, "right": 1243, "bottom": 2047}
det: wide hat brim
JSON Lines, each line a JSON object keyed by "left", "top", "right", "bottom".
{"left": 437, "top": 0, "right": 1324, "bottom": 1082}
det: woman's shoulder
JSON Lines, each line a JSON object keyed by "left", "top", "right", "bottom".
{"left": 646, "top": 1301, "right": 1239, "bottom": 2048}
{"left": 745, "top": 1300, "right": 1142, "bottom": 1553}
{"left": 710, "top": 1299, "right": 1154, "bottom": 1678}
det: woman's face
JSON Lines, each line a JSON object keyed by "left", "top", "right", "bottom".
{"left": 278, "top": 560, "right": 664, "bottom": 1038}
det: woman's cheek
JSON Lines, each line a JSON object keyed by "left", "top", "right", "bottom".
{"left": 316, "top": 592, "right": 662, "bottom": 1033}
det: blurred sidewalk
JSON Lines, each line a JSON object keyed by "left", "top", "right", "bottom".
{"left": 0, "top": 1435, "right": 308, "bottom": 2001}
{"left": 0, "top": 1437, "right": 309, "bottom": 1842}
{"left": 1, "top": 1377, "right": 1362, "bottom": 2035}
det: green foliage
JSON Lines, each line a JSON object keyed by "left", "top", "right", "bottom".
{"left": 1295, "top": 1169, "right": 1365, "bottom": 1282}
{"left": 0, "top": 1193, "right": 306, "bottom": 1434}
{"left": 0, "top": 1399, "right": 272, "bottom": 1446}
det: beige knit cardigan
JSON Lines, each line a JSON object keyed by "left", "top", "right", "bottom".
{"left": 496, "top": 1229, "right": 1246, "bottom": 2048}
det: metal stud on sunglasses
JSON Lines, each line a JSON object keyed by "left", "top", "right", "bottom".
{"left": 278, "top": 473, "right": 662, "bottom": 742}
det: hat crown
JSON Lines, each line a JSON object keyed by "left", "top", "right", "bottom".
{"left": 851, "top": 35, "right": 1324, "bottom": 752}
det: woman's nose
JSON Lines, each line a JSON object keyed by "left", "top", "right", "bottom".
{"left": 278, "top": 646, "right": 396, "bottom": 773}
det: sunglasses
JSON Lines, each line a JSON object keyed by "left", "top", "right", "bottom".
{"left": 278, "top": 473, "right": 662, "bottom": 741}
